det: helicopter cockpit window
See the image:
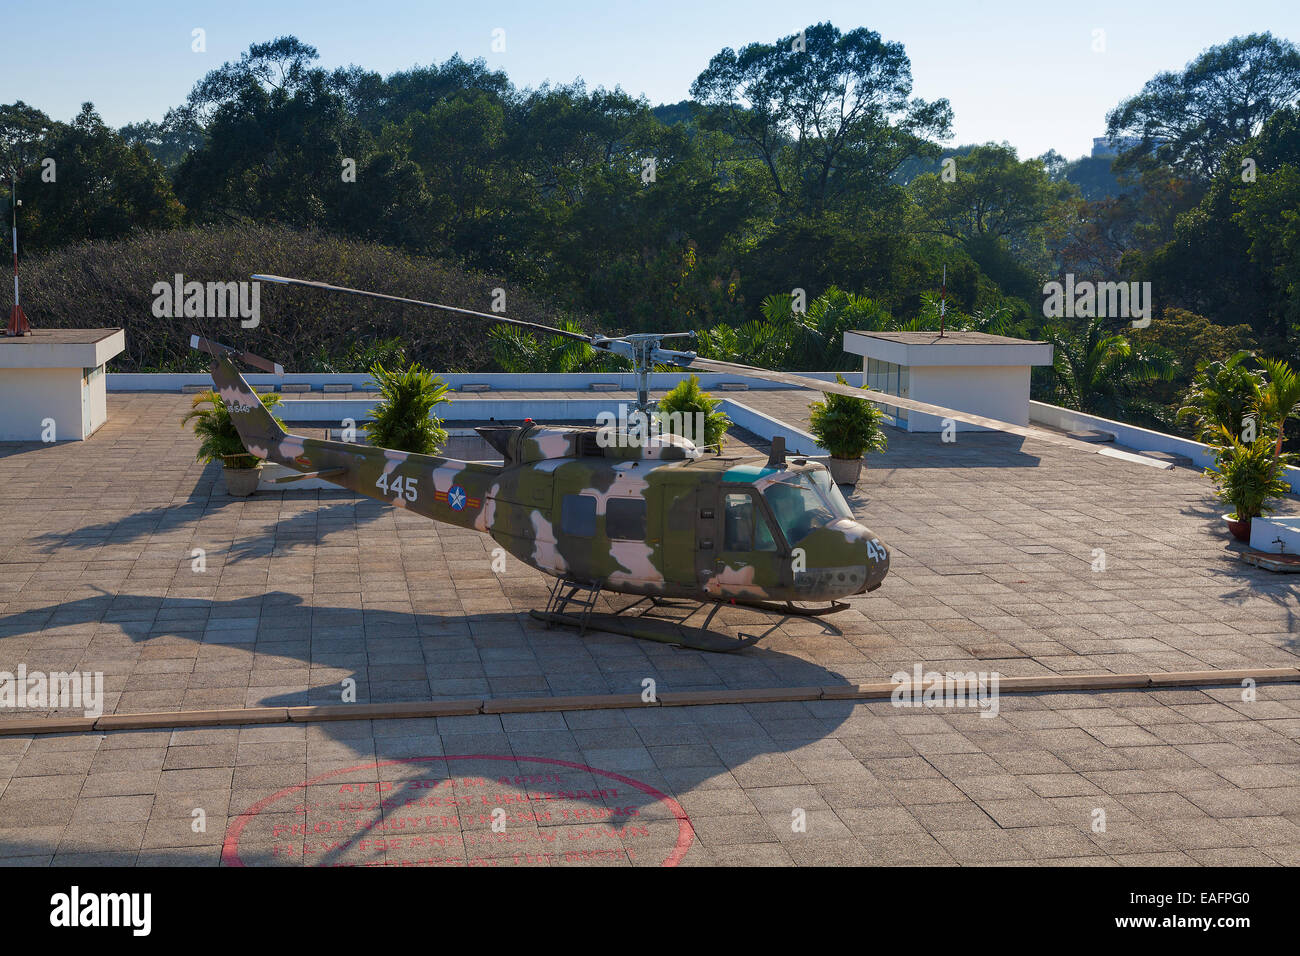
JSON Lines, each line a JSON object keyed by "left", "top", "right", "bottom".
{"left": 809, "top": 470, "right": 855, "bottom": 521}
{"left": 606, "top": 498, "right": 646, "bottom": 540}
{"left": 723, "top": 493, "right": 777, "bottom": 551}
{"left": 762, "top": 473, "right": 845, "bottom": 544}
{"left": 561, "top": 494, "right": 597, "bottom": 537}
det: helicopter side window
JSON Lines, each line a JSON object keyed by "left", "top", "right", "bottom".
{"left": 722, "top": 493, "right": 777, "bottom": 552}
{"left": 561, "top": 494, "right": 597, "bottom": 537}
{"left": 606, "top": 498, "right": 646, "bottom": 540}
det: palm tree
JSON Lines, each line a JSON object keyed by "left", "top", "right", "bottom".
{"left": 1176, "top": 350, "right": 1264, "bottom": 442}
{"left": 1041, "top": 320, "right": 1176, "bottom": 422}
{"left": 488, "top": 318, "right": 619, "bottom": 374}
{"left": 1253, "top": 357, "right": 1300, "bottom": 460}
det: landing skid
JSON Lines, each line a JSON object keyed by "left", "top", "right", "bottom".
{"left": 529, "top": 578, "right": 846, "bottom": 653}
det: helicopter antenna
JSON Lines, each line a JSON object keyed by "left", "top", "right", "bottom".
{"left": 253, "top": 274, "right": 697, "bottom": 413}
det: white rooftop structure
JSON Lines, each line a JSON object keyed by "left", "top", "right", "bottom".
{"left": 842, "top": 330, "right": 1054, "bottom": 433}
{"left": 0, "top": 328, "right": 125, "bottom": 441}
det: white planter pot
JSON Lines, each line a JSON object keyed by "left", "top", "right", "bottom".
{"left": 222, "top": 464, "right": 262, "bottom": 497}
{"left": 826, "top": 456, "right": 863, "bottom": 486}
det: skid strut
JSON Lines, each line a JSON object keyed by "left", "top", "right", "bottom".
{"left": 529, "top": 579, "right": 844, "bottom": 652}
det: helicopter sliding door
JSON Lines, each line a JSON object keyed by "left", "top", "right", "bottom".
{"left": 711, "top": 487, "right": 789, "bottom": 600}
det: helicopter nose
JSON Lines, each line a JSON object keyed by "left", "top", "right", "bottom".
{"left": 858, "top": 533, "right": 891, "bottom": 593}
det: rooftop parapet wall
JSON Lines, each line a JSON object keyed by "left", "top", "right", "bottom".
{"left": 107, "top": 370, "right": 861, "bottom": 392}
{"left": 1030, "top": 400, "right": 1300, "bottom": 494}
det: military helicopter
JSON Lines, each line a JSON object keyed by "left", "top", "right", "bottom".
{"left": 194, "top": 275, "right": 1128, "bottom": 651}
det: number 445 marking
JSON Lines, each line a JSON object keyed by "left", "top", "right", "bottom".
{"left": 376, "top": 472, "right": 418, "bottom": 501}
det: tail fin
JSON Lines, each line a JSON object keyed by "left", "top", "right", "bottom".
{"left": 192, "top": 335, "right": 287, "bottom": 457}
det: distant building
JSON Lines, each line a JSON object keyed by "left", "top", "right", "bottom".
{"left": 1091, "top": 135, "right": 1158, "bottom": 159}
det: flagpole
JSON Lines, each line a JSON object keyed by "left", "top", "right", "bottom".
{"left": 941, "top": 265, "right": 951, "bottom": 340}
{"left": 6, "top": 168, "right": 30, "bottom": 337}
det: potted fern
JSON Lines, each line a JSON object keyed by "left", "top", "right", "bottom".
{"left": 181, "top": 389, "right": 284, "bottom": 497}
{"left": 654, "top": 374, "right": 731, "bottom": 451}
{"left": 365, "top": 361, "right": 450, "bottom": 454}
{"left": 808, "top": 375, "right": 889, "bottom": 486}
{"left": 1203, "top": 427, "right": 1295, "bottom": 542}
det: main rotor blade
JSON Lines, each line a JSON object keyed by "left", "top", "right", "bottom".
{"left": 252, "top": 274, "right": 594, "bottom": 344}
{"left": 689, "top": 356, "right": 1163, "bottom": 464}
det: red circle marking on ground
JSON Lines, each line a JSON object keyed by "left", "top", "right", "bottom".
{"left": 222, "top": 754, "right": 695, "bottom": 867}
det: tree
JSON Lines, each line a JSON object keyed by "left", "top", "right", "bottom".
{"left": 174, "top": 72, "right": 357, "bottom": 227}
{"left": 1253, "top": 358, "right": 1300, "bottom": 458}
{"left": 188, "top": 36, "right": 322, "bottom": 120}
{"left": 1040, "top": 320, "right": 1176, "bottom": 422}
{"left": 1175, "top": 350, "right": 1264, "bottom": 441}
{"left": 1140, "top": 106, "right": 1300, "bottom": 350}
{"left": 1106, "top": 33, "right": 1300, "bottom": 182}
{"left": 909, "top": 144, "right": 1074, "bottom": 296}
{"left": 910, "top": 145, "right": 1072, "bottom": 245}
{"left": 0, "top": 101, "right": 55, "bottom": 172}
{"left": 691, "top": 22, "right": 952, "bottom": 216}
{"left": 17, "top": 104, "right": 183, "bottom": 251}
{"left": 119, "top": 107, "right": 204, "bottom": 172}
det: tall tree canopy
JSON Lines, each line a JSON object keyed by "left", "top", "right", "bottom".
{"left": 1106, "top": 32, "right": 1300, "bottom": 182}
{"left": 691, "top": 21, "right": 952, "bottom": 216}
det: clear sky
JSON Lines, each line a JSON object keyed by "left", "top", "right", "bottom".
{"left": 4, "top": 0, "right": 1298, "bottom": 159}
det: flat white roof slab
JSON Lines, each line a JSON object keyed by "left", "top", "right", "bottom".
{"left": 0, "top": 328, "right": 125, "bottom": 369}
{"left": 844, "top": 330, "right": 1053, "bottom": 367}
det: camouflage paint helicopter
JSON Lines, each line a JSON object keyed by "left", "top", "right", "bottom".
{"left": 194, "top": 275, "right": 1134, "bottom": 651}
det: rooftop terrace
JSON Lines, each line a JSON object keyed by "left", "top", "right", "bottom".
{"left": 0, "top": 386, "right": 1296, "bottom": 866}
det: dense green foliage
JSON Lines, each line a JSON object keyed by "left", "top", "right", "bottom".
{"left": 808, "top": 375, "right": 889, "bottom": 460}
{"left": 364, "top": 362, "right": 450, "bottom": 455}
{"left": 14, "top": 225, "right": 575, "bottom": 372}
{"left": 180, "top": 389, "right": 284, "bottom": 468}
{"left": 3, "top": 24, "right": 1299, "bottom": 449}
{"left": 1176, "top": 351, "right": 1265, "bottom": 441}
{"left": 1204, "top": 429, "right": 1296, "bottom": 521}
{"left": 654, "top": 375, "right": 731, "bottom": 450}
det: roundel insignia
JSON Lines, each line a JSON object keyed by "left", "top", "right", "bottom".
{"left": 447, "top": 485, "right": 468, "bottom": 511}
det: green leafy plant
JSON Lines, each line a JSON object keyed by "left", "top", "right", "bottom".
{"left": 1203, "top": 427, "right": 1295, "bottom": 521}
{"left": 488, "top": 318, "right": 620, "bottom": 373}
{"left": 180, "top": 389, "right": 284, "bottom": 469}
{"left": 654, "top": 374, "right": 731, "bottom": 450}
{"left": 1176, "top": 350, "right": 1263, "bottom": 442}
{"left": 1253, "top": 357, "right": 1300, "bottom": 459}
{"left": 1040, "top": 320, "right": 1177, "bottom": 423}
{"left": 365, "top": 361, "right": 449, "bottom": 455}
{"left": 808, "top": 375, "right": 889, "bottom": 460}
{"left": 310, "top": 335, "right": 407, "bottom": 373}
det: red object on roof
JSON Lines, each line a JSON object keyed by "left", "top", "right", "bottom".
{"left": 6, "top": 304, "right": 30, "bottom": 337}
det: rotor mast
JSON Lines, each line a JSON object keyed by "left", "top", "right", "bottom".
{"left": 590, "top": 331, "right": 695, "bottom": 413}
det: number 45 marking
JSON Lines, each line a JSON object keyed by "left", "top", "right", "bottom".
{"left": 376, "top": 472, "right": 418, "bottom": 501}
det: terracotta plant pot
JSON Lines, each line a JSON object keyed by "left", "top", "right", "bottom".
{"left": 1224, "top": 513, "right": 1252, "bottom": 543}
{"left": 223, "top": 464, "right": 262, "bottom": 497}
{"left": 826, "top": 456, "right": 863, "bottom": 487}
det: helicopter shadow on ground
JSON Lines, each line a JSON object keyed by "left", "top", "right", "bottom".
{"left": 0, "top": 589, "right": 860, "bottom": 866}
{"left": 29, "top": 490, "right": 385, "bottom": 558}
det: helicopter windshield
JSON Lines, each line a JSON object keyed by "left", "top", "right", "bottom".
{"left": 761, "top": 471, "right": 855, "bottom": 544}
